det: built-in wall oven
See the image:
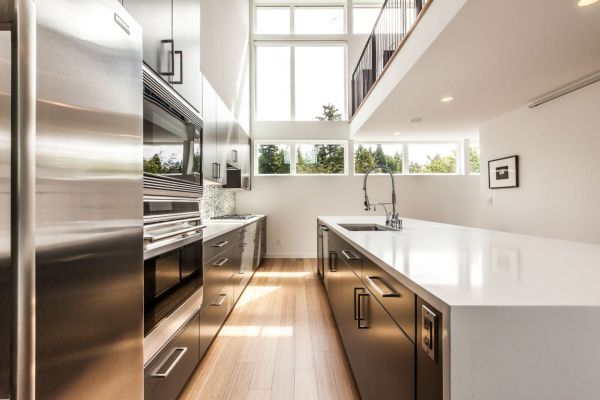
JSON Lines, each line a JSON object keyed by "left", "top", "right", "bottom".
{"left": 141, "top": 63, "right": 206, "bottom": 368}
{"left": 143, "top": 197, "right": 205, "bottom": 364}
{"left": 143, "top": 63, "right": 203, "bottom": 198}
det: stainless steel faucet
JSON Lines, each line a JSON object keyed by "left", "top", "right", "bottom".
{"left": 362, "top": 165, "right": 402, "bottom": 229}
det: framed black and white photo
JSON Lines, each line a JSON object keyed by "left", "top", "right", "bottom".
{"left": 488, "top": 155, "right": 519, "bottom": 189}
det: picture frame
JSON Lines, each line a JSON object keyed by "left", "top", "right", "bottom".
{"left": 488, "top": 155, "right": 519, "bottom": 189}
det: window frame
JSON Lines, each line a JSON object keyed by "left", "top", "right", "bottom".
{"left": 406, "top": 141, "right": 462, "bottom": 175}
{"left": 253, "top": 41, "right": 348, "bottom": 122}
{"left": 253, "top": 4, "right": 347, "bottom": 36}
{"left": 255, "top": 140, "right": 349, "bottom": 176}
{"left": 352, "top": 142, "right": 406, "bottom": 175}
{"left": 353, "top": 141, "right": 463, "bottom": 176}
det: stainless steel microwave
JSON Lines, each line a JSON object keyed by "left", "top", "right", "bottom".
{"left": 142, "top": 64, "right": 203, "bottom": 198}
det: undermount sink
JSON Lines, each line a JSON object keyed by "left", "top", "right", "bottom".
{"left": 339, "top": 223, "right": 400, "bottom": 232}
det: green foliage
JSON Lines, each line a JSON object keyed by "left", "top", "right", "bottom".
{"left": 469, "top": 146, "right": 480, "bottom": 173}
{"left": 409, "top": 152, "right": 456, "bottom": 174}
{"left": 297, "top": 145, "right": 345, "bottom": 174}
{"left": 354, "top": 144, "right": 403, "bottom": 174}
{"left": 143, "top": 153, "right": 182, "bottom": 174}
{"left": 258, "top": 145, "right": 290, "bottom": 174}
{"left": 315, "top": 104, "right": 342, "bottom": 121}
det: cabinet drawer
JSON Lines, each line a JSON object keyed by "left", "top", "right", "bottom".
{"left": 203, "top": 229, "right": 238, "bottom": 263}
{"left": 362, "top": 259, "right": 416, "bottom": 342}
{"left": 144, "top": 313, "right": 200, "bottom": 400}
{"left": 338, "top": 238, "right": 362, "bottom": 276}
{"left": 203, "top": 246, "right": 235, "bottom": 307}
{"left": 200, "top": 285, "right": 232, "bottom": 358}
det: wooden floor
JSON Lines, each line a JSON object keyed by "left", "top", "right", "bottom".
{"left": 179, "top": 258, "right": 360, "bottom": 400}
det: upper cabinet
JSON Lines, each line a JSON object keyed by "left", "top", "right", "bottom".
{"left": 123, "top": 0, "right": 202, "bottom": 113}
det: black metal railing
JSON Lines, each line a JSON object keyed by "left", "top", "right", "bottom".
{"left": 351, "top": 0, "right": 430, "bottom": 116}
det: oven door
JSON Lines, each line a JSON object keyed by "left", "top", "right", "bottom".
{"left": 143, "top": 98, "right": 201, "bottom": 185}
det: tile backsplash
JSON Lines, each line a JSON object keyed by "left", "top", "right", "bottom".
{"left": 201, "top": 185, "right": 236, "bottom": 219}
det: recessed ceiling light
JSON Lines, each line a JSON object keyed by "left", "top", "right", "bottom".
{"left": 578, "top": 0, "right": 599, "bottom": 6}
{"left": 409, "top": 117, "right": 423, "bottom": 123}
{"left": 393, "top": 132, "right": 401, "bottom": 135}
{"left": 440, "top": 96, "right": 454, "bottom": 102}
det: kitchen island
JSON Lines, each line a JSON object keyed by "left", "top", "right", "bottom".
{"left": 318, "top": 216, "right": 600, "bottom": 400}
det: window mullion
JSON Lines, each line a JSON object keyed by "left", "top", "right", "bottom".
{"left": 403, "top": 143, "right": 409, "bottom": 175}
{"left": 290, "top": 46, "right": 296, "bottom": 121}
{"left": 291, "top": 143, "right": 297, "bottom": 175}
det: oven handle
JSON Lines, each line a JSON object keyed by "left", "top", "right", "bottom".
{"left": 145, "top": 225, "right": 206, "bottom": 242}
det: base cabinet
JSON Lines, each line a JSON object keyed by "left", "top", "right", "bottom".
{"left": 144, "top": 313, "right": 200, "bottom": 400}
{"left": 199, "top": 285, "right": 232, "bottom": 358}
{"left": 323, "top": 228, "right": 439, "bottom": 400}
{"left": 329, "top": 251, "right": 414, "bottom": 400}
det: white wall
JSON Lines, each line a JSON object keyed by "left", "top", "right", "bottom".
{"left": 201, "top": 0, "right": 250, "bottom": 132}
{"left": 237, "top": 173, "right": 480, "bottom": 257}
{"left": 479, "top": 81, "right": 600, "bottom": 244}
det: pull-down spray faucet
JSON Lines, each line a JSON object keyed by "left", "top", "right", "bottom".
{"left": 362, "top": 165, "right": 402, "bottom": 229}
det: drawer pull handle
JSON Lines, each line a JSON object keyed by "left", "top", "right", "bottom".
{"left": 366, "top": 276, "right": 400, "bottom": 298}
{"left": 212, "top": 258, "right": 228, "bottom": 267}
{"left": 211, "top": 294, "right": 227, "bottom": 306}
{"left": 213, "top": 240, "right": 229, "bottom": 248}
{"left": 150, "top": 347, "right": 188, "bottom": 378}
{"left": 341, "top": 250, "right": 360, "bottom": 261}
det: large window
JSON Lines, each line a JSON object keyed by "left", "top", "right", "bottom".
{"left": 354, "top": 143, "right": 403, "bottom": 174}
{"left": 255, "top": 7, "right": 290, "bottom": 34}
{"left": 257, "top": 144, "right": 291, "bottom": 175}
{"left": 255, "top": 44, "right": 346, "bottom": 121}
{"left": 352, "top": 6, "right": 381, "bottom": 34}
{"left": 468, "top": 141, "right": 481, "bottom": 174}
{"left": 255, "top": 46, "right": 291, "bottom": 120}
{"left": 255, "top": 6, "right": 345, "bottom": 35}
{"left": 297, "top": 144, "right": 345, "bottom": 174}
{"left": 408, "top": 143, "right": 458, "bottom": 174}
{"left": 256, "top": 141, "right": 347, "bottom": 175}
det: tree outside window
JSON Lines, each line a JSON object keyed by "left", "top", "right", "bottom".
{"left": 297, "top": 144, "right": 345, "bottom": 174}
{"left": 354, "top": 143, "right": 403, "bottom": 174}
{"left": 408, "top": 143, "right": 458, "bottom": 174}
{"left": 469, "top": 142, "right": 481, "bottom": 174}
{"left": 257, "top": 144, "right": 291, "bottom": 174}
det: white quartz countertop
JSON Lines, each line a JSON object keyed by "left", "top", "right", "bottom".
{"left": 203, "top": 215, "right": 265, "bottom": 242}
{"left": 319, "top": 216, "right": 600, "bottom": 308}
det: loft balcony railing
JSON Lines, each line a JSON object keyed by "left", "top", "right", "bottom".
{"left": 351, "top": 0, "right": 432, "bottom": 117}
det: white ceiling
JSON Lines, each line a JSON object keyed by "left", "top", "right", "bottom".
{"left": 351, "top": 0, "right": 600, "bottom": 141}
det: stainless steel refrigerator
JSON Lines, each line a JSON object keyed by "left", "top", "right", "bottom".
{"left": 1, "top": 1, "right": 144, "bottom": 399}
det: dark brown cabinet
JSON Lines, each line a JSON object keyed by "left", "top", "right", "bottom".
{"left": 322, "top": 228, "right": 440, "bottom": 400}
{"left": 144, "top": 313, "right": 200, "bottom": 400}
{"left": 123, "top": 0, "right": 202, "bottom": 112}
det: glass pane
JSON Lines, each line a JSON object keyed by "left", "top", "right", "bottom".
{"left": 256, "top": 46, "right": 291, "bottom": 121}
{"left": 295, "top": 46, "right": 345, "bottom": 121}
{"left": 297, "top": 144, "right": 345, "bottom": 174}
{"left": 256, "top": 7, "right": 290, "bottom": 34}
{"left": 469, "top": 141, "right": 480, "bottom": 174}
{"left": 408, "top": 143, "right": 457, "bottom": 174}
{"left": 294, "top": 7, "right": 344, "bottom": 34}
{"left": 353, "top": 6, "right": 381, "bottom": 34}
{"left": 354, "top": 143, "right": 403, "bottom": 174}
{"left": 257, "top": 144, "right": 291, "bottom": 174}
{"left": 143, "top": 145, "right": 183, "bottom": 174}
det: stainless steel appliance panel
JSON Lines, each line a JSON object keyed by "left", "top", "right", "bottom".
{"left": 0, "top": 28, "right": 10, "bottom": 400}
{"left": 35, "top": 1, "right": 143, "bottom": 398}
{"left": 144, "top": 313, "right": 200, "bottom": 400}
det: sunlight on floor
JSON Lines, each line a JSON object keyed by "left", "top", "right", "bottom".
{"left": 253, "top": 271, "right": 310, "bottom": 278}
{"left": 219, "top": 325, "right": 294, "bottom": 337}
{"left": 236, "top": 285, "right": 280, "bottom": 306}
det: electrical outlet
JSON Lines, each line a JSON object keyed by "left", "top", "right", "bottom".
{"left": 276, "top": 238, "right": 282, "bottom": 246}
{"left": 485, "top": 195, "right": 493, "bottom": 206}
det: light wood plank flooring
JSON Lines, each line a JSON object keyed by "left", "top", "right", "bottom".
{"left": 179, "top": 258, "right": 360, "bottom": 400}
